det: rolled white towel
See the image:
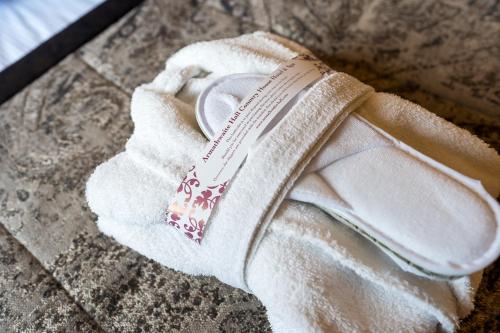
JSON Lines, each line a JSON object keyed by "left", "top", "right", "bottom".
{"left": 86, "top": 32, "right": 500, "bottom": 332}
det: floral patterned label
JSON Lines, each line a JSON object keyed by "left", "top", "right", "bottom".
{"left": 165, "top": 54, "right": 331, "bottom": 243}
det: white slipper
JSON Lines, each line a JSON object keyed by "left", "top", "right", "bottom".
{"left": 196, "top": 73, "right": 500, "bottom": 279}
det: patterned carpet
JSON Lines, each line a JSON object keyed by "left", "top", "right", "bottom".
{"left": 1, "top": 0, "right": 499, "bottom": 331}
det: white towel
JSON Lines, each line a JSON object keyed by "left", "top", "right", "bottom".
{"left": 86, "top": 32, "right": 500, "bottom": 332}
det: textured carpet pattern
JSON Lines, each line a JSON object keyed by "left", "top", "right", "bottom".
{"left": 0, "top": 0, "right": 499, "bottom": 332}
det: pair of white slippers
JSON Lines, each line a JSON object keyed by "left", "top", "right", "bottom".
{"left": 196, "top": 73, "right": 500, "bottom": 279}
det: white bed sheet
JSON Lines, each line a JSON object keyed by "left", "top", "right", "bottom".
{"left": 0, "top": 0, "right": 105, "bottom": 71}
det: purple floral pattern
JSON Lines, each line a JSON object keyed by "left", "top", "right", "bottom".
{"left": 165, "top": 166, "right": 228, "bottom": 243}
{"left": 176, "top": 165, "right": 199, "bottom": 202}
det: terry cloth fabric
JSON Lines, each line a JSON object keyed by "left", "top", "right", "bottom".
{"left": 86, "top": 32, "right": 500, "bottom": 332}
{"left": 195, "top": 73, "right": 500, "bottom": 279}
